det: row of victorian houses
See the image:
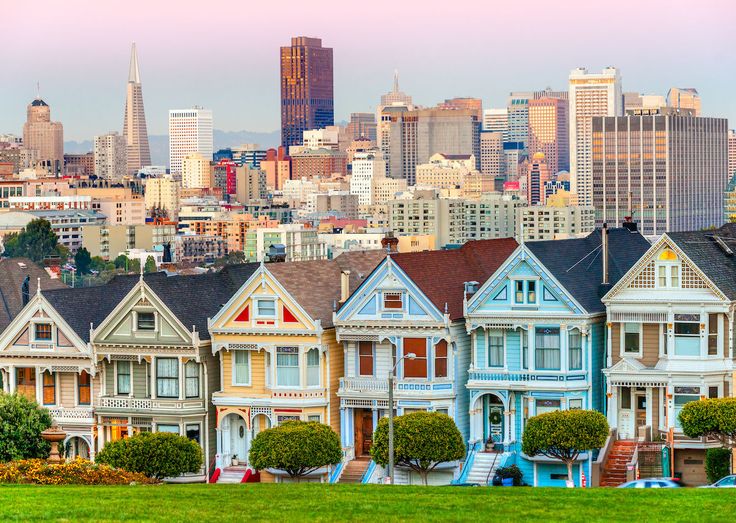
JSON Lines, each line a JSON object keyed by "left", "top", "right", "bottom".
{"left": 0, "top": 221, "right": 734, "bottom": 486}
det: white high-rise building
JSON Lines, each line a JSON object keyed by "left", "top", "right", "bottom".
{"left": 169, "top": 107, "right": 213, "bottom": 175}
{"left": 94, "top": 132, "right": 127, "bottom": 180}
{"left": 350, "top": 150, "right": 386, "bottom": 206}
{"left": 482, "top": 108, "right": 508, "bottom": 139}
{"left": 182, "top": 153, "right": 211, "bottom": 189}
{"left": 568, "top": 67, "right": 622, "bottom": 206}
{"left": 145, "top": 174, "right": 180, "bottom": 220}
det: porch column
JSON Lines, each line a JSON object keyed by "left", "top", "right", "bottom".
{"left": 178, "top": 357, "right": 185, "bottom": 400}
{"left": 8, "top": 365, "right": 15, "bottom": 392}
{"left": 607, "top": 387, "right": 617, "bottom": 429}
{"left": 150, "top": 358, "right": 157, "bottom": 399}
{"left": 469, "top": 330, "right": 475, "bottom": 369}
{"left": 215, "top": 427, "right": 223, "bottom": 469}
{"left": 645, "top": 387, "right": 653, "bottom": 430}
{"left": 96, "top": 415, "right": 105, "bottom": 453}
{"left": 728, "top": 309, "right": 734, "bottom": 360}
{"left": 606, "top": 313, "right": 613, "bottom": 368}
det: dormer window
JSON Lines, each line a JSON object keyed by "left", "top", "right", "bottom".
{"left": 656, "top": 249, "right": 680, "bottom": 288}
{"left": 137, "top": 312, "right": 156, "bottom": 331}
{"left": 383, "top": 292, "right": 403, "bottom": 310}
{"left": 513, "top": 280, "right": 538, "bottom": 305}
{"left": 34, "top": 323, "right": 52, "bottom": 341}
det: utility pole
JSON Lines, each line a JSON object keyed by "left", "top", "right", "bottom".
{"left": 387, "top": 352, "right": 417, "bottom": 485}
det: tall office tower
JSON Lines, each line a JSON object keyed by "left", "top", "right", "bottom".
{"left": 346, "top": 112, "right": 377, "bottom": 142}
{"left": 350, "top": 150, "right": 386, "bottom": 206}
{"left": 168, "top": 107, "right": 213, "bottom": 175}
{"left": 181, "top": 153, "right": 211, "bottom": 189}
{"left": 122, "top": 43, "right": 151, "bottom": 176}
{"left": 280, "top": 36, "right": 334, "bottom": 149}
{"left": 439, "top": 98, "right": 483, "bottom": 120}
{"left": 482, "top": 108, "right": 508, "bottom": 137}
{"left": 667, "top": 87, "right": 701, "bottom": 115}
{"left": 729, "top": 129, "right": 736, "bottom": 177}
{"left": 22, "top": 97, "right": 63, "bottom": 175}
{"left": 380, "top": 70, "right": 413, "bottom": 108}
{"left": 592, "top": 110, "right": 727, "bottom": 236}
{"left": 528, "top": 97, "right": 569, "bottom": 175}
{"left": 526, "top": 152, "right": 551, "bottom": 205}
{"left": 533, "top": 88, "right": 568, "bottom": 101}
{"left": 480, "top": 131, "right": 504, "bottom": 177}
{"left": 568, "top": 67, "right": 622, "bottom": 206}
{"left": 94, "top": 132, "right": 127, "bottom": 180}
{"left": 507, "top": 92, "right": 533, "bottom": 148}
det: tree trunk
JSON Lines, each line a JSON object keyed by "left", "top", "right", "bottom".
{"left": 566, "top": 461, "right": 574, "bottom": 487}
{"left": 419, "top": 470, "right": 429, "bottom": 486}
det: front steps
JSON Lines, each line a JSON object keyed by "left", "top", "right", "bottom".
{"left": 338, "top": 456, "right": 371, "bottom": 483}
{"left": 600, "top": 440, "right": 636, "bottom": 487}
{"left": 216, "top": 466, "right": 249, "bottom": 483}
{"left": 466, "top": 452, "right": 503, "bottom": 485}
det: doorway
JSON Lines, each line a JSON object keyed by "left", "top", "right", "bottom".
{"left": 221, "top": 414, "right": 248, "bottom": 467}
{"left": 354, "top": 409, "right": 373, "bottom": 456}
{"left": 634, "top": 391, "right": 647, "bottom": 435}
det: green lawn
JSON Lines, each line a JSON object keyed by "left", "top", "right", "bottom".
{"left": 1, "top": 483, "right": 735, "bottom": 522}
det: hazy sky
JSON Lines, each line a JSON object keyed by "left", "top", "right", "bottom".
{"left": 2, "top": 0, "right": 734, "bottom": 141}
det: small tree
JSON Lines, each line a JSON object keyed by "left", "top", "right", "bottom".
{"left": 249, "top": 421, "right": 341, "bottom": 480}
{"left": 128, "top": 258, "right": 141, "bottom": 274}
{"left": 113, "top": 254, "right": 129, "bottom": 269}
{"left": 679, "top": 398, "right": 736, "bottom": 474}
{"left": 371, "top": 411, "right": 465, "bottom": 485}
{"left": 522, "top": 409, "right": 609, "bottom": 485}
{"left": 96, "top": 432, "right": 202, "bottom": 480}
{"left": 0, "top": 392, "right": 53, "bottom": 461}
{"left": 74, "top": 247, "right": 92, "bottom": 275}
{"left": 3, "top": 219, "right": 62, "bottom": 262}
{"left": 705, "top": 447, "right": 732, "bottom": 483}
{"left": 144, "top": 256, "right": 157, "bottom": 273}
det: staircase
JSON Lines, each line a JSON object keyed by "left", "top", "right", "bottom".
{"left": 466, "top": 452, "right": 502, "bottom": 485}
{"left": 600, "top": 440, "right": 637, "bottom": 487}
{"left": 339, "top": 457, "right": 371, "bottom": 483}
{"left": 216, "top": 466, "right": 248, "bottom": 483}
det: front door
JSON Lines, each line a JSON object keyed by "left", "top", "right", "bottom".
{"left": 354, "top": 409, "right": 373, "bottom": 456}
{"left": 635, "top": 392, "right": 647, "bottom": 435}
{"left": 618, "top": 386, "right": 634, "bottom": 439}
{"left": 16, "top": 368, "right": 36, "bottom": 401}
{"left": 229, "top": 417, "right": 248, "bottom": 465}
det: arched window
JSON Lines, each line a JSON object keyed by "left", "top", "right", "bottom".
{"left": 656, "top": 248, "right": 680, "bottom": 288}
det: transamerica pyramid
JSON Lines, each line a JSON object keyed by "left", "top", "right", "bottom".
{"left": 122, "top": 43, "right": 151, "bottom": 175}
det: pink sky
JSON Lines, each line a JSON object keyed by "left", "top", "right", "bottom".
{"left": 2, "top": 0, "right": 734, "bottom": 141}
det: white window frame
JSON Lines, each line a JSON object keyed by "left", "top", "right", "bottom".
{"left": 275, "top": 346, "right": 300, "bottom": 388}
{"left": 115, "top": 360, "right": 132, "bottom": 396}
{"left": 620, "top": 323, "right": 643, "bottom": 358}
{"left": 672, "top": 314, "right": 702, "bottom": 358}
{"left": 487, "top": 330, "right": 505, "bottom": 369}
{"left": 254, "top": 297, "right": 277, "bottom": 320}
{"left": 568, "top": 398, "right": 584, "bottom": 410}
{"left": 184, "top": 360, "right": 200, "bottom": 398}
{"left": 305, "top": 348, "right": 321, "bottom": 388}
{"left": 30, "top": 319, "right": 55, "bottom": 347}
{"left": 306, "top": 414, "right": 321, "bottom": 423}
{"left": 381, "top": 291, "right": 404, "bottom": 312}
{"left": 231, "top": 350, "right": 252, "bottom": 386}
{"left": 655, "top": 261, "right": 680, "bottom": 289}
{"left": 510, "top": 277, "right": 540, "bottom": 306}
{"left": 134, "top": 310, "right": 157, "bottom": 332}
{"left": 156, "top": 424, "right": 181, "bottom": 434}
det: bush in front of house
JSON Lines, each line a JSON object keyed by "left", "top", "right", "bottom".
{"left": 705, "top": 447, "right": 732, "bottom": 484}
{"left": 249, "top": 421, "right": 342, "bottom": 480}
{"left": 96, "top": 432, "right": 202, "bottom": 480}
{"left": 0, "top": 458, "right": 156, "bottom": 485}
{"left": 494, "top": 465, "right": 524, "bottom": 486}
{"left": 0, "top": 392, "right": 53, "bottom": 462}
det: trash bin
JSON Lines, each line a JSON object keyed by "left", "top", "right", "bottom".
{"left": 502, "top": 477, "right": 513, "bottom": 487}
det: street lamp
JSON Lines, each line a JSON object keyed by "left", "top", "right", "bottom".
{"left": 387, "top": 351, "right": 416, "bottom": 485}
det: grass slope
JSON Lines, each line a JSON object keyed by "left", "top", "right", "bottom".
{"left": 1, "top": 483, "right": 735, "bottom": 522}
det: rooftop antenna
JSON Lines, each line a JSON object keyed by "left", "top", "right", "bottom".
{"left": 36, "top": 81, "right": 40, "bottom": 100}
{"left": 393, "top": 69, "right": 400, "bottom": 93}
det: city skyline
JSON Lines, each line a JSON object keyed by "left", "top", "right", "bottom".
{"left": 2, "top": 0, "right": 734, "bottom": 141}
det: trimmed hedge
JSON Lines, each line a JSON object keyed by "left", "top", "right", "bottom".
{"left": 705, "top": 448, "right": 731, "bottom": 484}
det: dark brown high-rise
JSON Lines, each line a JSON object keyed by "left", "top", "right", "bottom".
{"left": 280, "top": 37, "right": 334, "bottom": 149}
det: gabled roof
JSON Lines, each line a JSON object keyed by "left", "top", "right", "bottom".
{"left": 0, "top": 258, "right": 67, "bottom": 332}
{"left": 525, "top": 228, "right": 650, "bottom": 313}
{"left": 267, "top": 250, "right": 386, "bottom": 328}
{"left": 666, "top": 223, "right": 736, "bottom": 300}
{"left": 42, "top": 263, "right": 261, "bottom": 342}
{"left": 389, "top": 238, "right": 519, "bottom": 320}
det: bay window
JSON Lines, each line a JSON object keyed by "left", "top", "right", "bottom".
{"left": 535, "top": 399, "right": 561, "bottom": 415}
{"left": 276, "top": 347, "right": 299, "bottom": 386}
{"left": 521, "top": 329, "right": 528, "bottom": 370}
{"left": 156, "top": 358, "right": 179, "bottom": 398}
{"left": 116, "top": 361, "right": 131, "bottom": 395}
{"left": 358, "top": 341, "right": 373, "bottom": 377}
{"left": 568, "top": 330, "right": 582, "bottom": 370}
{"left": 78, "top": 370, "right": 91, "bottom": 405}
{"left": 233, "top": 350, "right": 250, "bottom": 386}
{"left": 674, "top": 314, "right": 700, "bottom": 356}
{"left": 707, "top": 314, "right": 718, "bottom": 356}
{"left": 535, "top": 327, "right": 560, "bottom": 370}
{"left": 623, "top": 323, "right": 641, "bottom": 354}
{"left": 306, "top": 348, "right": 320, "bottom": 387}
{"left": 488, "top": 332, "right": 504, "bottom": 368}
{"left": 42, "top": 371, "right": 55, "bottom": 405}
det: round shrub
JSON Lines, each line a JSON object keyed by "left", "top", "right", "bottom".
{"left": 96, "top": 432, "right": 202, "bottom": 480}
{"left": 0, "top": 392, "right": 53, "bottom": 462}
{"left": 0, "top": 458, "right": 156, "bottom": 485}
{"left": 705, "top": 447, "right": 732, "bottom": 484}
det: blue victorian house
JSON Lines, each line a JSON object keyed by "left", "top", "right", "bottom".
{"left": 461, "top": 226, "right": 649, "bottom": 486}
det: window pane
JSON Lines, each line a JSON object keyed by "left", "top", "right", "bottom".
{"left": 78, "top": 370, "right": 91, "bottom": 405}
{"left": 35, "top": 323, "right": 52, "bottom": 340}
{"left": 488, "top": 333, "right": 504, "bottom": 367}
{"left": 156, "top": 358, "right": 179, "bottom": 397}
{"left": 306, "top": 348, "right": 320, "bottom": 387}
{"left": 535, "top": 328, "right": 560, "bottom": 370}
{"left": 383, "top": 292, "right": 403, "bottom": 309}
{"left": 276, "top": 347, "right": 299, "bottom": 386}
{"left": 569, "top": 331, "right": 582, "bottom": 370}
{"left": 527, "top": 281, "right": 536, "bottom": 302}
{"left": 536, "top": 399, "right": 561, "bottom": 415}
{"left": 624, "top": 323, "right": 640, "bottom": 353}
{"left": 43, "top": 372, "right": 55, "bottom": 405}
{"left": 186, "top": 424, "right": 200, "bottom": 443}
{"left": 257, "top": 300, "right": 276, "bottom": 317}
{"left": 434, "top": 340, "right": 448, "bottom": 378}
{"left": 137, "top": 312, "right": 155, "bottom": 330}
{"left": 521, "top": 330, "right": 528, "bottom": 369}
{"left": 157, "top": 424, "right": 179, "bottom": 434}
{"left": 359, "top": 341, "right": 374, "bottom": 376}
{"left": 234, "top": 351, "right": 250, "bottom": 384}
{"left": 403, "top": 338, "right": 427, "bottom": 378}
{"left": 117, "top": 361, "right": 131, "bottom": 395}
{"left": 185, "top": 361, "right": 199, "bottom": 398}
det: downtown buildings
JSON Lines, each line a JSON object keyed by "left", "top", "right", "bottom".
{"left": 169, "top": 107, "right": 214, "bottom": 176}
{"left": 22, "top": 97, "right": 64, "bottom": 175}
{"left": 122, "top": 43, "right": 152, "bottom": 176}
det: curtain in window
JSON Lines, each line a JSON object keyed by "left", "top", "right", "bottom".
{"left": 306, "top": 348, "right": 320, "bottom": 387}
{"left": 403, "top": 338, "right": 427, "bottom": 378}
{"left": 488, "top": 333, "right": 504, "bottom": 367}
{"left": 42, "top": 372, "right": 55, "bottom": 405}
{"left": 185, "top": 361, "right": 199, "bottom": 398}
{"left": 156, "top": 358, "right": 179, "bottom": 398}
{"left": 535, "top": 328, "right": 560, "bottom": 370}
{"left": 117, "top": 361, "right": 131, "bottom": 395}
{"left": 277, "top": 348, "right": 299, "bottom": 386}
{"left": 358, "top": 341, "right": 374, "bottom": 376}
{"left": 568, "top": 331, "right": 583, "bottom": 370}
{"left": 233, "top": 351, "right": 250, "bottom": 384}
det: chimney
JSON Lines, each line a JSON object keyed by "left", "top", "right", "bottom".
{"left": 381, "top": 233, "right": 399, "bottom": 253}
{"left": 340, "top": 270, "right": 351, "bottom": 303}
{"left": 602, "top": 223, "right": 609, "bottom": 285}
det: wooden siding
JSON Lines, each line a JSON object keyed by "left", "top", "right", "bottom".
{"left": 641, "top": 324, "right": 660, "bottom": 366}
{"left": 220, "top": 349, "right": 269, "bottom": 397}
{"left": 325, "top": 329, "right": 343, "bottom": 434}
{"left": 59, "top": 372, "right": 76, "bottom": 407}
{"left": 132, "top": 361, "right": 148, "bottom": 399}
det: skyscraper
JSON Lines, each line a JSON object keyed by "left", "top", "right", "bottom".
{"left": 482, "top": 108, "right": 508, "bottom": 138}
{"left": 280, "top": 37, "right": 334, "bottom": 149}
{"left": 568, "top": 67, "right": 622, "bottom": 206}
{"left": 592, "top": 110, "right": 727, "bottom": 236}
{"left": 666, "top": 87, "right": 701, "bottom": 116}
{"left": 22, "top": 97, "right": 63, "bottom": 175}
{"left": 727, "top": 128, "right": 735, "bottom": 178}
{"left": 168, "top": 107, "right": 213, "bottom": 176}
{"left": 528, "top": 97, "right": 569, "bottom": 175}
{"left": 380, "top": 70, "right": 413, "bottom": 108}
{"left": 507, "top": 92, "right": 533, "bottom": 148}
{"left": 94, "top": 132, "right": 127, "bottom": 180}
{"left": 122, "top": 43, "right": 151, "bottom": 176}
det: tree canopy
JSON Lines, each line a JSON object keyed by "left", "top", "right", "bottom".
{"left": 74, "top": 247, "right": 92, "bottom": 275}
{"left": 371, "top": 411, "right": 465, "bottom": 485}
{"left": 521, "top": 409, "right": 609, "bottom": 484}
{"left": 0, "top": 392, "right": 53, "bottom": 462}
{"left": 249, "top": 421, "right": 341, "bottom": 479}
{"left": 144, "top": 256, "right": 157, "bottom": 273}
{"left": 2, "top": 219, "right": 63, "bottom": 262}
{"left": 679, "top": 398, "right": 736, "bottom": 446}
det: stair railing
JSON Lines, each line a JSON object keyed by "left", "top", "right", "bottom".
{"left": 485, "top": 451, "right": 500, "bottom": 486}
